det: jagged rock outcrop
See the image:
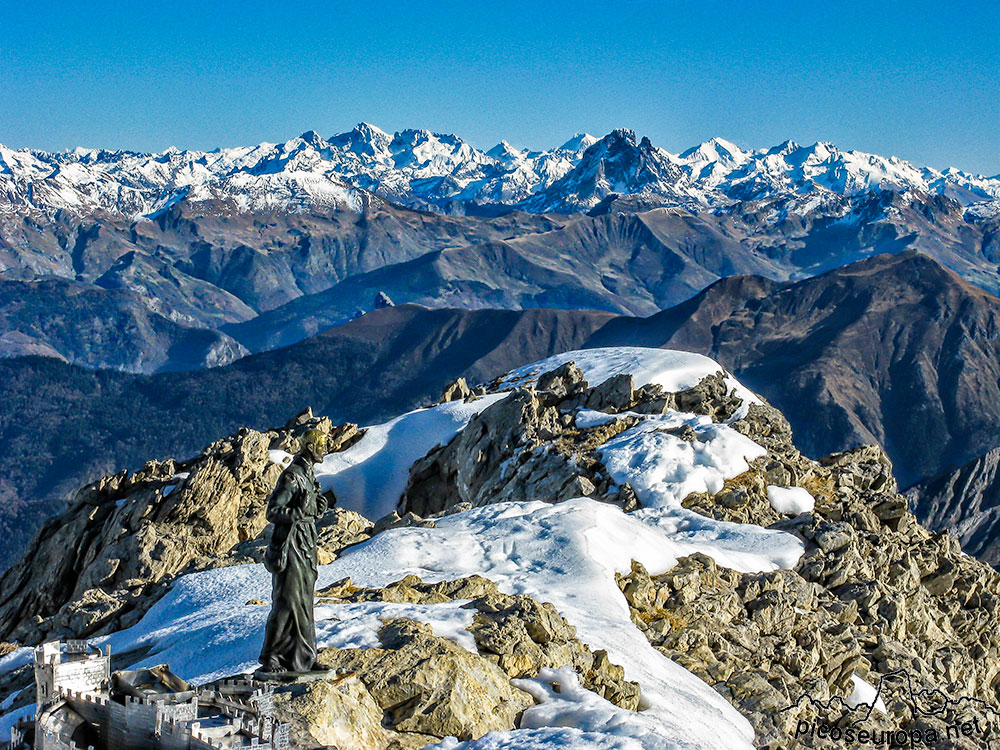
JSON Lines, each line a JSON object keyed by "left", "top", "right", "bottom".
{"left": 909, "top": 446, "right": 1000, "bottom": 567}
{"left": 439, "top": 377, "right": 472, "bottom": 403}
{"left": 7, "top": 253, "right": 1000, "bottom": 574}
{"left": 401, "top": 387, "right": 595, "bottom": 516}
{"left": 0, "top": 409, "right": 365, "bottom": 645}
{"left": 270, "top": 573, "right": 640, "bottom": 749}
{"left": 274, "top": 673, "right": 436, "bottom": 750}
{"left": 625, "top": 421, "right": 1000, "bottom": 747}
{"left": 4, "top": 354, "right": 1000, "bottom": 748}
{"left": 316, "top": 618, "right": 532, "bottom": 741}
{"left": 401, "top": 364, "right": 740, "bottom": 518}
{"left": 400, "top": 358, "right": 1000, "bottom": 746}
{"left": 317, "top": 574, "right": 640, "bottom": 712}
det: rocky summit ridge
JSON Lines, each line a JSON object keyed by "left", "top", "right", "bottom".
{"left": 0, "top": 347, "right": 999, "bottom": 748}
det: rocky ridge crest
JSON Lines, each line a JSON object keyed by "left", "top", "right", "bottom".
{"left": 2, "top": 357, "right": 1000, "bottom": 747}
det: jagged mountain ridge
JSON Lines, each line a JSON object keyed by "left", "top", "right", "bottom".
{"left": 223, "top": 194, "right": 999, "bottom": 352}
{"left": 1, "top": 252, "right": 999, "bottom": 573}
{"left": 2, "top": 125, "right": 999, "bottom": 219}
{"left": 3, "top": 127, "right": 1000, "bottom": 373}
{"left": 0, "top": 201, "right": 566, "bottom": 371}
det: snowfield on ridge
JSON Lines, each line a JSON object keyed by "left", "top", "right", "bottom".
{"left": 0, "top": 347, "right": 810, "bottom": 749}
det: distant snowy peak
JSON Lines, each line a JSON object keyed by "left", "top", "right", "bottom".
{"left": 559, "top": 133, "right": 600, "bottom": 153}
{"left": 1, "top": 125, "right": 998, "bottom": 219}
{"left": 524, "top": 129, "right": 691, "bottom": 212}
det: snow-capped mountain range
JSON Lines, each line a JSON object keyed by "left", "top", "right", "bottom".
{"left": 2, "top": 124, "right": 998, "bottom": 219}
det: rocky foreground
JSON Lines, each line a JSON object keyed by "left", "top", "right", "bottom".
{"left": 1, "top": 348, "right": 999, "bottom": 748}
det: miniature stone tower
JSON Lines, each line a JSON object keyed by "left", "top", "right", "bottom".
{"left": 33, "top": 641, "right": 111, "bottom": 709}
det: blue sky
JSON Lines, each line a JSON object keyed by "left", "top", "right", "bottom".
{"left": 1, "top": 0, "right": 997, "bottom": 174}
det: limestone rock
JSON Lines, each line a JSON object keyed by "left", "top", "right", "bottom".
{"left": 372, "top": 511, "right": 437, "bottom": 535}
{"left": 274, "top": 674, "right": 435, "bottom": 750}
{"left": 318, "top": 619, "right": 533, "bottom": 740}
{"left": 271, "top": 408, "right": 363, "bottom": 455}
{"left": 320, "top": 574, "right": 640, "bottom": 711}
{"left": 0, "top": 413, "right": 370, "bottom": 645}
{"left": 674, "top": 372, "right": 744, "bottom": 422}
{"left": 402, "top": 363, "right": 772, "bottom": 519}
{"left": 536, "top": 361, "right": 587, "bottom": 400}
{"left": 401, "top": 388, "right": 579, "bottom": 515}
{"left": 583, "top": 374, "right": 634, "bottom": 413}
{"left": 632, "top": 433, "right": 1000, "bottom": 747}
{"left": 440, "top": 377, "right": 472, "bottom": 403}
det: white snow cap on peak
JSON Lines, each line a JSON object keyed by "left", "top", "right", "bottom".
{"left": 680, "top": 137, "right": 749, "bottom": 165}
{"left": 294, "top": 130, "right": 326, "bottom": 148}
{"left": 3, "top": 125, "right": 998, "bottom": 218}
{"left": 486, "top": 140, "right": 525, "bottom": 159}
{"left": 353, "top": 121, "right": 391, "bottom": 139}
{"left": 768, "top": 139, "right": 802, "bottom": 156}
{"left": 559, "top": 133, "right": 599, "bottom": 152}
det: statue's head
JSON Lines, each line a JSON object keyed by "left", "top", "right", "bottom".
{"left": 299, "top": 428, "right": 328, "bottom": 463}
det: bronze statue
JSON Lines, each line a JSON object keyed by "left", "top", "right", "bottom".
{"left": 259, "top": 429, "right": 330, "bottom": 675}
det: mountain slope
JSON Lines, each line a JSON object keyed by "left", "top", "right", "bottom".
{"left": 0, "top": 252, "right": 998, "bottom": 569}
{"left": 225, "top": 195, "right": 998, "bottom": 353}
{"left": 591, "top": 250, "right": 1000, "bottom": 486}
{"left": 4, "top": 128, "right": 999, "bottom": 365}
{"left": 223, "top": 207, "right": 784, "bottom": 351}
{"left": 0, "top": 197, "right": 563, "bottom": 331}
{"left": 0, "top": 306, "right": 616, "bottom": 568}
{"left": 0, "top": 278, "right": 247, "bottom": 372}
{"left": 909, "top": 447, "right": 1000, "bottom": 567}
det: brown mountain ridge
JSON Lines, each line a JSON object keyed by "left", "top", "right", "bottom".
{"left": 0, "top": 251, "right": 998, "bottom": 570}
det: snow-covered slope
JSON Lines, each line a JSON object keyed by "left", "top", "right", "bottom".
{"left": 2, "top": 126, "right": 997, "bottom": 219}
{"left": 0, "top": 348, "right": 805, "bottom": 749}
{"left": 4, "top": 345, "right": 1000, "bottom": 748}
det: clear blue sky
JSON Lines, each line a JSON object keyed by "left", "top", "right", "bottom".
{"left": 1, "top": 0, "right": 997, "bottom": 174}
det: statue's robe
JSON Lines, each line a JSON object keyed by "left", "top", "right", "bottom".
{"left": 259, "top": 456, "right": 328, "bottom": 673}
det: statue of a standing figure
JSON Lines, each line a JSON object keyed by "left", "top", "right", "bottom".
{"left": 258, "top": 429, "right": 330, "bottom": 676}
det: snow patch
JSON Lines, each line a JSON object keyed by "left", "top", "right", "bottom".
{"left": 0, "top": 346, "right": 807, "bottom": 748}
{"left": 268, "top": 449, "right": 294, "bottom": 467}
{"left": 26, "top": 495, "right": 808, "bottom": 748}
{"left": 574, "top": 409, "right": 625, "bottom": 429}
{"left": 431, "top": 726, "right": 642, "bottom": 749}
{"left": 847, "top": 674, "right": 887, "bottom": 715}
{"left": 600, "top": 412, "right": 766, "bottom": 507}
{"left": 766, "top": 485, "right": 815, "bottom": 515}
{"left": 499, "top": 347, "right": 760, "bottom": 420}
{"left": 161, "top": 472, "right": 190, "bottom": 498}
{"left": 314, "top": 394, "right": 506, "bottom": 520}
{"left": 314, "top": 599, "right": 478, "bottom": 653}
{"left": 0, "top": 705, "right": 32, "bottom": 738}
